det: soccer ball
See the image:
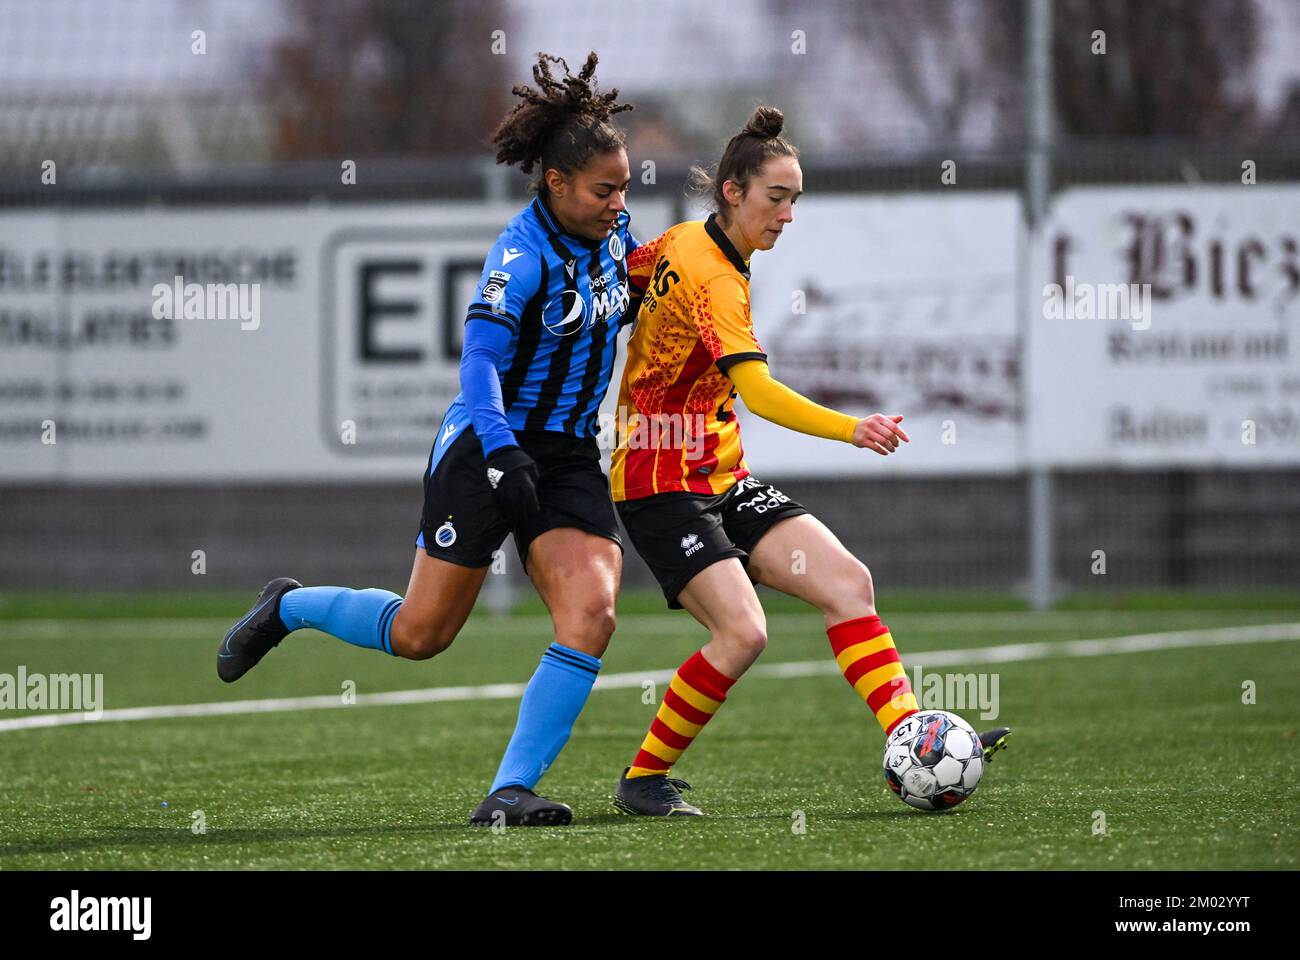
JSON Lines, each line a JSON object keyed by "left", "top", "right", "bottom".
{"left": 882, "top": 711, "right": 984, "bottom": 811}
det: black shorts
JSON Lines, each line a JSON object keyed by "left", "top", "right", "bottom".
{"left": 417, "top": 427, "right": 622, "bottom": 570}
{"left": 616, "top": 475, "right": 808, "bottom": 609}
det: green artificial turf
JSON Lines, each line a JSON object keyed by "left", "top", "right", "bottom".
{"left": 0, "top": 593, "right": 1296, "bottom": 869}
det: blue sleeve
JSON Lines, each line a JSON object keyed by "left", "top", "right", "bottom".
{"left": 460, "top": 319, "right": 518, "bottom": 457}
{"left": 460, "top": 234, "right": 543, "bottom": 457}
{"left": 465, "top": 234, "right": 544, "bottom": 332}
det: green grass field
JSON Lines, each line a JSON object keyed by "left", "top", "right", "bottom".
{"left": 0, "top": 590, "right": 1297, "bottom": 870}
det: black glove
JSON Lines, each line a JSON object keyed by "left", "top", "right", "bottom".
{"left": 485, "top": 445, "right": 541, "bottom": 526}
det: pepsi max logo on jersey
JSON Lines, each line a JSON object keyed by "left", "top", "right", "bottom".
{"left": 608, "top": 233, "right": 624, "bottom": 261}
{"left": 591, "top": 282, "right": 629, "bottom": 326}
{"left": 544, "top": 289, "right": 586, "bottom": 336}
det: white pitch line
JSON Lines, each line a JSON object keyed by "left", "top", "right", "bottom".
{"left": 0, "top": 622, "right": 1296, "bottom": 734}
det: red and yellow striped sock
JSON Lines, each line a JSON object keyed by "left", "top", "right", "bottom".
{"left": 828, "top": 614, "right": 918, "bottom": 736}
{"left": 627, "top": 650, "right": 736, "bottom": 778}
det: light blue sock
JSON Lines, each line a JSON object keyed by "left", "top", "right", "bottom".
{"left": 279, "top": 586, "right": 401, "bottom": 656}
{"left": 489, "top": 643, "right": 602, "bottom": 793}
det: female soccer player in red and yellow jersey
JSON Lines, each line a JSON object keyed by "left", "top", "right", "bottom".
{"left": 610, "top": 106, "right": 1009, "bottom": 815}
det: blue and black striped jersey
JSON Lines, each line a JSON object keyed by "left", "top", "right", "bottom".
{"left": 458, "top": 195, "right": 640, "bottom": 440}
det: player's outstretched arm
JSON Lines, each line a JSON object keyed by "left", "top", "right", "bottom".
{"left": 459, "top": 318, "right": 518, "bottom": 457}
{"left": 460, "top": 237, "right": 543, "bottom": 457}
{"left": 727, "top": 359, "right": 909, "bottom": 456}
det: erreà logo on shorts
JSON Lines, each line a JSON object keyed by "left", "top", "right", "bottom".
{"left": 680, "top": 533, "right": 703, "bottom": 557}
{"left": 50, "top": 890, "right": 151, "bottom": 940}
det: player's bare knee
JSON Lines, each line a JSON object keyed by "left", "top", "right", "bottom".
{"left": 558, "top": 600, "right": 616, "bottom": 657}
{"left": 717, "top": 621, "right": 767, "bottom": 659}
{"left": 828, "top": 560, "right": 876, "bottom": 619}
{"left": 392, "top": 617, "right": 455, "bottom": 660}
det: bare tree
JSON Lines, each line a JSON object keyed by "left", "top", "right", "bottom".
{"left": 264, "top": 0, "right": 509, "bottom": 160}
{"left": 842, "top": 0, "right": 1024, "bottom": 145}
{"left": 793, "top": 0, "right": 1261, "bottom": 149}
{"left": 1051, "top": 0, "right": 1260, "bottom": 138}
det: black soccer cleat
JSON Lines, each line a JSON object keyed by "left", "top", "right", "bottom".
{"left": 217, "top": 577, "right": 302, "bottom": 683}
{"left": 612, "top": 767, "right": 703, "bottom": 817}
{"left": 978, "top": 727, "right": 1012, "bottom": 763}
{"left": 469, "top": 786, "right": 573, "bottom": 827}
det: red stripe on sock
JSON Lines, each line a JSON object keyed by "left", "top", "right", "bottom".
{"left": 662, "top": 686, "right": 713, "bottom": 727}
{"left": 649, "top": 717, "right": 693, "bottom": 751}
{"left": 867, "top": 675, "right": 913, "bottom": 716}
{"left": 826, "top": 615, "right": 887, "bottom": 656}
{"left": 632, "top": 748, "right": 672, "bottom": 772}
{"left": 678, "top": 650, "right": 735, "bottom": 702}
{"left": 842, "top": 646, "right": 902, "bottom": 689}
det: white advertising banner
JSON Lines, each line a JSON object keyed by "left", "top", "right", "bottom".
{"left": 1028, "top": 186, "right": 1300, "bottom": 467}
{"left": 0, "top": 200, "right": 671, "bottom": 481}
{"left": 743, "top": 193, "right": 1024, "bottom": 475}
{"left": 7, "top": 188, "right": 1290, "bottom": 482}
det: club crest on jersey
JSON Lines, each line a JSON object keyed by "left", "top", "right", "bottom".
{"left": 544, "top": 289, "right": 586, "bottom": 336}
{"left": 435, "top": 521, "right": 457, "bottom": 548}
{"left": 608, "top": 232, "right": 624, "bottom": 261}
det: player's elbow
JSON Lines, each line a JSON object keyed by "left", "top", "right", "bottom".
{"left": 737, "top": 394, "right": 780, "bottom": 428}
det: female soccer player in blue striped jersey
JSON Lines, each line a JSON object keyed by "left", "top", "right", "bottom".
{"left": 217, "top": 52, "right": 640, "bottom": 826}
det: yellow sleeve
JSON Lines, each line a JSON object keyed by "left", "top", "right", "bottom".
{"left": 700, "top": 274, "right": 765, "bottom": 364}
{"left": 729, "top": 360, "right": 857, "bottom": 443}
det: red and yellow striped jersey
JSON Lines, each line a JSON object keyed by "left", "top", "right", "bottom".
{"left": 610, "top": 214, "right": 767, "bottom": 501}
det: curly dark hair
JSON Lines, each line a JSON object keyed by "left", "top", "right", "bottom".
{"left": 491, "top": 51, "right": 633, "bottom": 192}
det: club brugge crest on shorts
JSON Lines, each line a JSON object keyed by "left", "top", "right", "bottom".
{"left": 608, "top": 232, "right": 624, "bottom": 261}
{"left": 544, "top": 289, "right": 586, "bottom": 336}
{"left": 435, "top": 521, "right": 457, "bottom": 548}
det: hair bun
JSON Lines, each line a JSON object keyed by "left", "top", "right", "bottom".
{"left": 744, "top": 105, "right": 785, "bottom": 139}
